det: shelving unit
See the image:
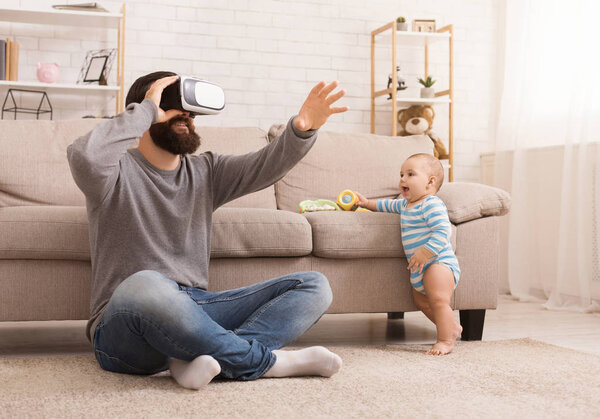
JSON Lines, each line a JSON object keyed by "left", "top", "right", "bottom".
{"left": 0, "top": 4, "right": 126, "bottom": 116}
{"left": 0, "top": 80, "right": 120, "bottom": 93}
{"left": 370, "top": 22, "right": 454, "bottom": 181}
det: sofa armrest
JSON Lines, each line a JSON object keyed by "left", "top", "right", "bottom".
{"left": 436, "top": 182, "right": 511, "bottom": 224}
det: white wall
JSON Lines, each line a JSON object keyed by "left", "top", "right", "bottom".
{"left": 1, "top": 0, "right": 503, "bottom": 182}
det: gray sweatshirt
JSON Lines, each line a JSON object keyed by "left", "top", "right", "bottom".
{"left": 67, "top": 99, "right": 317, "bottom": 342}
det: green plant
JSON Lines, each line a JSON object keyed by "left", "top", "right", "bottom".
{"left": 396, "top": 16, "right": 406, "bottom": 23}
{"left": 418, "top": 76, "right": 436, "bottom": 88}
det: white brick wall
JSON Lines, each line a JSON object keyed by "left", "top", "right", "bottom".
{"left": 1, "top": 0, "right": 503, "bottom": 182}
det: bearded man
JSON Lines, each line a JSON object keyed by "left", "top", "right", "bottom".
{"left": 67, "top": 71, "right": 348, "bottom": 389}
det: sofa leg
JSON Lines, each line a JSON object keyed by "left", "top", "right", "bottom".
{"left": 387, "top": 312, "right": 404, "bottom": 320}
{"left": 459, "top": 309, "right": 486, "bottom": 341}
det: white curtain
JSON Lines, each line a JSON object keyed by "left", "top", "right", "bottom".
{"left": 494, "top": 0, "right": 600, "bottom": 312}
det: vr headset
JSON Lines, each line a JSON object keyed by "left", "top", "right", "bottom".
{"left": 160, "top": 76, "right": 225, "bottom": 117}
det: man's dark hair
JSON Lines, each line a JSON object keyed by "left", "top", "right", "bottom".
{"left": 125, "top": 71, "right": 183, "bottom": 112}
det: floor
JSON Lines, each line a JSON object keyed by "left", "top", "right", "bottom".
{"left": 1, "top": 295, "right": 599, "bottom": 357}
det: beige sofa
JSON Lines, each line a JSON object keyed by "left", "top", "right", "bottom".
{"left": 0, "top": 119, "right": 510, "bottom": 340}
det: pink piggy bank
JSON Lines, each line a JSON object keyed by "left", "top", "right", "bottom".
{"left": 36, "top": 62, "right": 60, "bottom": 83}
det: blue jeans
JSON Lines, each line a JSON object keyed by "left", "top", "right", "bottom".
{"left": 93, "top": 270, "right": 332, "bottom": 381}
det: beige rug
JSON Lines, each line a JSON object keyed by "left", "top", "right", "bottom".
{"left": 1, "top": 338, "right": 598, "bottom": 418}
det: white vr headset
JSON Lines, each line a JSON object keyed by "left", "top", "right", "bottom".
{"left": 161, "top": 76, "right": 225, "bottom": 116}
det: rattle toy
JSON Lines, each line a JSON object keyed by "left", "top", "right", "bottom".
{"left": 336, "top": 190, "right": 359, "bottom": 211}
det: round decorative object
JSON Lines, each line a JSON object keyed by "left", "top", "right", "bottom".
{"left": 36, "top": 62, "right": 60, "bottom": 83}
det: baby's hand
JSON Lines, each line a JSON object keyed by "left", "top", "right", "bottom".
{"left": 407, "top": 247, "right": 435, "bottom": 274}
{"left": 355, "top": 191, "right": 369, "bottom": 207}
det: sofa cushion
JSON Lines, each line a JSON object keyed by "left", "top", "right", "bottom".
{"left": 304, "top": 211, "right": 456, "bottom": 258}
{"left": 0, "top": 206, "right": 312, "bottom": 261}
{"left": 0, "top": 206, "right": 90, "bottom": 260}
{"left": 437, "top": 182, "right": 511, "bottom": 224}
{"left": 268, "top": 125, "right": 434, "bottom": 212}
{"left": 0, "top": 119, "right": 102, "bottom": 208}
{"left": 211, "top": 207, "right": 312, "bottom": 258}
{"left": 196, "top": 126, "right": 276, "bottom": 209}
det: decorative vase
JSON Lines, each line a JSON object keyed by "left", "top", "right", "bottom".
{"left": 420, "top": 87, "right": 435, "bottom": 98}
{"left": 397, "top": 22, "right": 408, "bottom": 31}
{"left": 37, "top": 62, "right": 60, "bottom": 83}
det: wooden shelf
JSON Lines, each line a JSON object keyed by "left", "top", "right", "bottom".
{"left": 374, "top": 29, "right": 451, "bottom": 47}
{"left": 0, "top": 80, "right": 119, "bottom": 94}
{"left": 395, "top": 97, "right": 451, "bottom": 104}
{"left": 370, "top": 21, "right": 454, "bottom": 180}
{"left": 0, "top": 7, "right": 122, "bottom": 28}
{"left": 375, "top": 96, "right": 451, "bottom": 107}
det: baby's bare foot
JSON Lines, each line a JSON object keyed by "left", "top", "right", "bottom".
{"left": 426, "top": 323, "right": 462, "bottom": 355}
{"left": 454, "top": 323, "right": 463, "bottom": 340}
{"left": 426, "top": 340, "right": 455, "bottom": 355}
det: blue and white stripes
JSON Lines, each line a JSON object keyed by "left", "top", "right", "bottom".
{"left": 377, "top": 195, "right": 460, "bottom": 293}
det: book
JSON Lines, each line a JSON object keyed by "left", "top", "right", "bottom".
{"left": 52, "top": 2, "right": 109, "bottom": 12}
{"left": 8, "top": 40, "right": 19, "bottom": 81}
{"left": 4, "top": 38, "right": 10, "bottom": 81}
{"left": 0, "top": 39, "right": 5, "bottom": 80}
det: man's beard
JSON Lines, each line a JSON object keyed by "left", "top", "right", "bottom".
{"left": 148, "top": 115, "right": 201, "bottom": 155}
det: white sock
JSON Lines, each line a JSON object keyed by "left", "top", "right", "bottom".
{"left": 263, "top": 346, "right": 343, "bottom": 378}
{"left": 169, "top": 355, "right": 221, "bottom": 390}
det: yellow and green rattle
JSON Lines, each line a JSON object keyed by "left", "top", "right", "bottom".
{"left": 336, "top": 189, "right": 370, "bottom": 211}
{"left": 336, "top": 190, "right": 359, "bottom": 211}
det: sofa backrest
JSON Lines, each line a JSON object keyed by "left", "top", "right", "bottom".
{"left": 0, "top": 120, "right": 276, "bottom": 209}
{"left": 268, "top": 124, "right": 434, "bottom": 212}
{"left": 0, "top": 119, "right": 101, "bottom": 207}
{"left": 195, "top": 126, "right": 276, "bottom": 209}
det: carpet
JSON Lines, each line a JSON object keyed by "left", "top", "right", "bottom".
{"left": 1, "top": 338, "right": 598, "bottom": 418}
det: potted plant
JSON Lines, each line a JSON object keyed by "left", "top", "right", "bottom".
{"left": 418, "top": 75, "right": 436, "bottom": 98}
{"left": 396, "top": 17, "right": 408, "bottom": 31}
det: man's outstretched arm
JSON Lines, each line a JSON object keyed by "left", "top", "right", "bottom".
{"left": 210, "top": 81, "right": 348, "bottom": 208}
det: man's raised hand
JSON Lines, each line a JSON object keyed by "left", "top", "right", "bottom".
{"left": 294, "top": 81, "right": 348, "bottom": 131}
{"left": 144, "top": 75, "right": 182, "bottom": 123}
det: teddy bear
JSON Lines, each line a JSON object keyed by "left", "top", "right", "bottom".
{"left": 397, "top": 105, "right": 449, "bottom": 159}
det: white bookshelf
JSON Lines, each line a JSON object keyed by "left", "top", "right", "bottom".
{"left": 0, "top": 7, "right": 122, "bottom": 27}
{"left": 0, "top": 5, "right": 126, "bottom": 116}
{"left": 0, "top": 80, "right": 119, "bottom": 94}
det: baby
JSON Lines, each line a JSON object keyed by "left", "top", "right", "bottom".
{"left": 356, "top": 153, "right": 461, "bottom": 355}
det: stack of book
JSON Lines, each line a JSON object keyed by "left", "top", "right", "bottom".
{"left": 0, "top": 38, "right": 20, "bottom": 81}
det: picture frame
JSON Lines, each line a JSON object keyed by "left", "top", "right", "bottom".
{"left": 77, "top": 48, "right": 116, "bottom": 85}
{"left": 83, "top": 55, "right": 108, "bottom": 83}
{"left": 412, "top": 19, "right": 436, "bottom": 33}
